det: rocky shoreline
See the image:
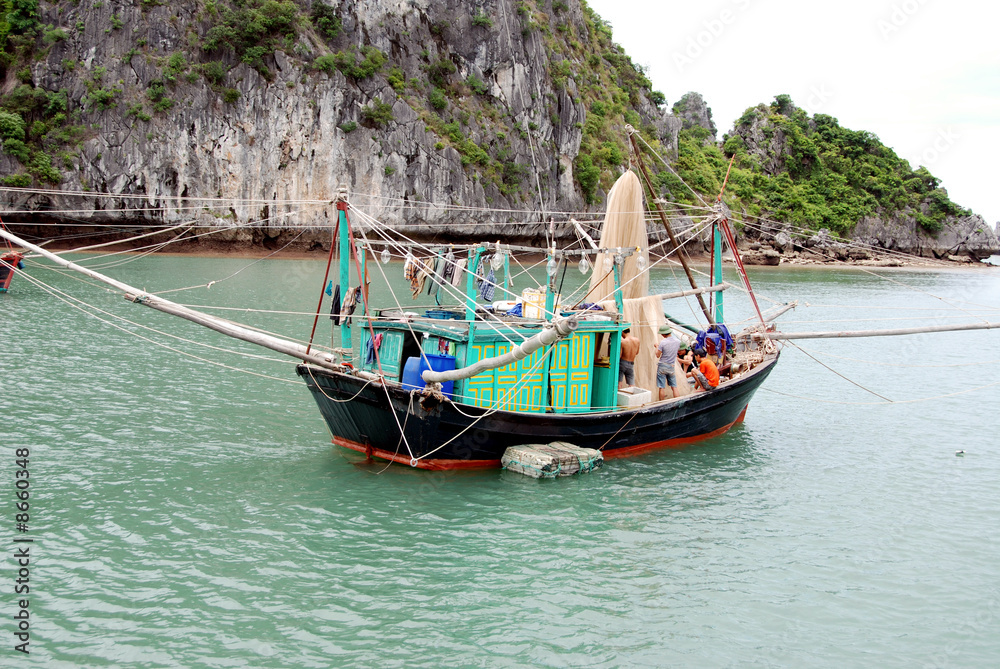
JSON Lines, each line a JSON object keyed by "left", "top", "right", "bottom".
{"left": 22, "top": 226, "right": 994, "bottom": 271}
{"left": 737, "top": 224, "right": 998, "bottom": 268}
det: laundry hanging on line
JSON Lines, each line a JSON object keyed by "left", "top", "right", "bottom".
{"left": 480, "top": 268, "right": 497, "bottom": 302}
{"left": 329, "top": 284, "right": 341, "bottom": 324}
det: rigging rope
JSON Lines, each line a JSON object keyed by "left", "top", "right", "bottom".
{"left": 14, "top": 269, "right": 301, "bottom": 383}
{"left": 762, "top": 378, "right": 1000, "bottom": 406}
{"left": 786, "top": 340, "right": 894, "bottom": 402}
{"left": 791, "top": 342, "right": 1000, "bottom": 368}
{"left": 350, "top": 206, "right": 533, "bottom": 340}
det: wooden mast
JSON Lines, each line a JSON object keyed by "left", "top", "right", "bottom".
{"left": 627, "top": 128, "right": 715, "bottom": 325}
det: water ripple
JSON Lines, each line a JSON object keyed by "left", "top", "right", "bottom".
{"left": 7, "top": 258, "right": 1000, "bottom": 667}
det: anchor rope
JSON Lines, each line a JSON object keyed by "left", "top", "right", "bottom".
{"left": 789, "top": 342, "right": 1000, "bottom": 369}
{"left": 413, "top": 344, "right": 556, "bottom": 463}
{"left": 762, "top": 378, "right": 1000, "bottom": 405}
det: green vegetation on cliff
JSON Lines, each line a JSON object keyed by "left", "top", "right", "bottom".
{"left": 0, "top": 0, "right": 83, "bottom": 184}
{"left": 659, "top": 95, "right": 968, "bottom": 235}
{"left": 0, "top": 0, "right": 672, "bottom": 200}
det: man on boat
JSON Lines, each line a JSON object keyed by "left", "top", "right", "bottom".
{"left": 654, "top": 326, "right": 681, "bottom": 400}
{"left": 677, "top": 342, "right": 694, "bottom": 375}
{"left": 688, "top": 348, "right": 720, "bottom": 392}
{"left": 619, "top": 328, "right": 640, "bottom": 389}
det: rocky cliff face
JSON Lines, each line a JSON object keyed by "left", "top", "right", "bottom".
{"left": 671, "top": 91, "right": 715, "bottom": 140}
{"left": 722, "top": 100, "right": 999, "bottom": 259}
{"left": 851, "top": 212, "right": 999, "bottom": 259}
{"left": 0, "top": 0, "right": 678, "bottom": 244}
{"left": 0, "top": 2, "right": 993, "bottom": 259}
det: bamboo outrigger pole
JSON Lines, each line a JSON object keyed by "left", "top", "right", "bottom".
{"left": 0, "top": 227, "right": 342, "bottom": 371}
{"left": 755, "top": 321, "right": 1000, "bottom": 340}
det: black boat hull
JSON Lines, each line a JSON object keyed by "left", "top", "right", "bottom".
{"left": 297, "top": 354, "right": 778, "bottom": 469}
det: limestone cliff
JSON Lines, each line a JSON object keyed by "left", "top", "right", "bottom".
{"left": 672, "top": 91, "right": 715, "bottom": 141}
{"left": 0, "top": 0, "right": 678, "bottom": 244}
{"left": 0, "top": 3, "right": 993, "bottom": 259}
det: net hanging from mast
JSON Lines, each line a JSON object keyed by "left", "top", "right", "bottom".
{"left": 588, "top": 171, "right": 649, "bottom": 302}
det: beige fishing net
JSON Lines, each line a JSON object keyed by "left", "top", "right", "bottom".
{"left": 590, "top": 171, "right": 693, "bottom": 397}
{"left": 597, "top": 296, "right": 693, "bottom": 397}
{"left": 588, "top": 171, "right": 650, "bottom": 304}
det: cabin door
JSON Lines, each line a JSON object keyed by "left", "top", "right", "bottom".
{"left": 549, "top": 333, "right": 595, "bottom": 413}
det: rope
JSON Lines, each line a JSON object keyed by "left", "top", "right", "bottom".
{"left": 786, "top": 341, "right": 894, "bottom": 402}
{"left": 413, "top": 344, "right": 556, "bottom": 463}
{"left": 719, "top": 215, "right": 765, "bottom": 323}
{"left": 762, "top": 378, "right": 1000, "bottom": 405}
{"left": 598, "top": 409, "right": 641, "bottom": 451}
{"left": 150, "top": 222, "right": 307, "bottom": 295}
{"left": 342, "top": 208, "right": 418, "bottom": 462}
{"left": 27, "top": 250, "right": 338, "bottom": 353}
{"left": 306, "top": 214, "right": 338, "bottom": 354}
{"left": 37, "top": 221, "right": 193, "bottom": 256}
{"left": 734, "top": 213, "right": 958, "bottom": 269}
{"left": 14, "top": 269, "right": 300, "bottom": 383}
{"left": 498, "top": 0, "right": 547, "bottom": 230}
{"left": 634, "top": 133, "right": 711, "bottom": 208}
{"left": 790, "top": 342, "right": 1000, "bottom": 369}
{"left": 585, "top": 217, "right": 714, "bottom": 311}
{"left": 351, "top": 206, "right": 531, "bottom": 343}
{"left": 303, "top": 366, "right": 377, "bottom": 403}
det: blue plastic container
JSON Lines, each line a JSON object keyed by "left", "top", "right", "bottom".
{"left": 401, "top": 353, "right": 456, "bottom": 398}
{"left": 401, "top": 357, "right": 423, "bottom": 392}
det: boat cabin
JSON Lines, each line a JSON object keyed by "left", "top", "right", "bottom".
{"left": 357, "top": 314, "right": 626, "bottom": 413}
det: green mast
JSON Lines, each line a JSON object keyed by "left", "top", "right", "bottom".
{"left": 713, "top": 154, "right": 738, "bottom": 326}
{"left": 713, "top": 221, "right": 724, "bottom": 324}
{"left": 336, "top": 185, "right": 352, "bottom": 362}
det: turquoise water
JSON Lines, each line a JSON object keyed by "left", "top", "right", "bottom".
{"left": 3, "top": 255, "right": 1000, "bottom": 667}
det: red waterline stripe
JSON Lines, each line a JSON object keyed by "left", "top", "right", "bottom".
{"left": 331, "top": 403, "right": 750, "bottom": 470}
{"left": 332, "top": 437, "right": 501, "bottom": 470}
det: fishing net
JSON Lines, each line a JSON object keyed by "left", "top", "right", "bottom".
{"left": 598, "top": 295, "right": 665, "bottom": 395}
{"left": 590, "top": 171, "right": 661, "bottom": 394}
{"left": 589, "top": 171, "right": 650, "bottom": 303}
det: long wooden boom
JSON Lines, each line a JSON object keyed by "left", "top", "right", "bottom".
{"left": 755, "top": 322, "right": 1000, "bottom": 340}
{"left": 0, "top": 227, "right": 341, "bottom": 371}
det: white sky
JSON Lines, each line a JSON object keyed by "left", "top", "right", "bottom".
{"left": 583, "top": 0, "right": 1000, "bottom": 227}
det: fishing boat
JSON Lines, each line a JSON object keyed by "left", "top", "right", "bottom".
{"left": 3, "top": 133, "right": 996, "bottom": 471}
{"left": 1, "top": 250, "right": 24, "bottom": 292}
{"left": 295, "top": 144, "right": 783, "bottom": 469}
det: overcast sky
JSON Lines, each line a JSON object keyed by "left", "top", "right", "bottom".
{"left": 583, "top": 0, "right": 999, "bottom": 227}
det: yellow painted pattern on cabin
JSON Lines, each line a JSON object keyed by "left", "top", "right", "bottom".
{"left": 463, "top": 332, "right": 595, "bottom": 413}
{"left": 465, "top": 342, "right": 496, "bottom": 406}
{"left": 550, "top": 333, "right": 595, "bottom": 413}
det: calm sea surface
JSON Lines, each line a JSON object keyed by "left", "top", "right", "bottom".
{"left": 3, "top": 253, "right": 999, "bottom": 668}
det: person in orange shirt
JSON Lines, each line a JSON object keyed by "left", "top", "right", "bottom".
{"left": 687, "top": 347, "right": 720, "bottom": 392}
